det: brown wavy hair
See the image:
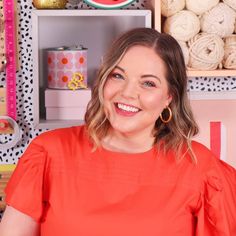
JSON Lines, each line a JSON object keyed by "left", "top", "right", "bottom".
{"left": 85, "top": 28, "right": 199, "bottom": 162}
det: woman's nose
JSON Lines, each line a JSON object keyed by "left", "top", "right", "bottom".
{"left": 120, "top": 80, "right": 138, "bottom": 99}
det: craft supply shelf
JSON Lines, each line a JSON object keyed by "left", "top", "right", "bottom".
{"left": 32, "top": 9, "right": 152, "bottom": 129}
{"left": 151, "top": 0, "right": 236, "bottom": 77}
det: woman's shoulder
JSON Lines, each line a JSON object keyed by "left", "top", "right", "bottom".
{"left": 33, "top": 125, "right": 85, "bottom": 144}
{"left": 190, "top": 140, "right": 235, "bottom": 170}
{"left": 190, "top": 141, "right": 236, "bottom": 233}
{"left": 190, "top": 140, "right": 236, "bottom": 188}
{"left": 29, "top": 125, "right": 88, "bottom": 154}
{"left": 191, "top": 140, "right": 222, "bottom": 168}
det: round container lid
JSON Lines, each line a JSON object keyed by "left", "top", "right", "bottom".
{"left": 84, "top": 0, "right": 136, "bottom": 9}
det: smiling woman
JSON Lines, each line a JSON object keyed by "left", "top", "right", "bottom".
{"left": 85, "top": 28, "right": 198, "bottom": 159}
{"left": 102, "top": 45, "right": 172, "bottom": 152}
{"left": 0, "top": 28, "right": 236, "bottom": 236}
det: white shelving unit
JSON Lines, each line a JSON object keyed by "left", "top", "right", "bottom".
{"left": 32, "top": 10, "right": 152, "bottom": 129}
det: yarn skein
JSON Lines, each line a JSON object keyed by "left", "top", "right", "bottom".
{"left": 223, "top": 0, "right": 236, "bottom": 11}
{"left": 161, "top": 0, "right": 185, "bottom": 17}
{"left": 200, "top": 3, "right": 236, "bottom": 38}
{"left": 188, "top": 33, "right": 224, "bottom": 70}
{"left": 164, "top": 10, "right": 200, "bottom": 42}
{"left": 223, "top": 35, "right": 236, "bottom": 69}
{"left": 186, "top": 0, "right": 219, "bottom": 15}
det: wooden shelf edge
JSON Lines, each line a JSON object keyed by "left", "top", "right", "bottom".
{"left": 187, "top": 69, "right": 236, "bottom": 77}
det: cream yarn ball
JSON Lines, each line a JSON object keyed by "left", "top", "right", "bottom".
{"left": 200, "top": 3, "right": 236, "bottom": 38}
{"left": 188, "top": 33, "right": 224, "bottom": 70}
{"left": 186, "top": 0, "right": 219, "bottom": 15}
{"left": 161, "top": 0, "right": 185, "bottom": 17}
{"left": 223, "top": 0, "right": 236, "bottom": 11}
{"left": 164, "top": 10, "right": 200, "bottom": 42}
{"left": 223, "top": 35, "right": 236, "bottom": 69}
{"left": 178, "top": 41, "right": 189, "bottom": 65}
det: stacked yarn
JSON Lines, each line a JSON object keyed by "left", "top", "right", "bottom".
{"left": 162, "top": 0, "right": 236, "bottom": 70}
{"left": 188, "top": 33, "right": 224, "bottom": 70}
{"left": 186, "top": 0, "right": 219, "bottom": 15}
{"left": 161, "top": 0, "right": 185, "bottom": 17}
{"left": 164, "top": 10, "right": 200, "bottom": 41}
{"left": 200, "top": 3, "right": 236, "bottom": 38}
{"left": 223, "top": 35, "right": 236, "bottom": 69}
{"left": 223, "top": 0, "right": 236, "bottom": 11}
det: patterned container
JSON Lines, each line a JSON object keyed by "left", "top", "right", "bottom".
{"left": 46, "top": 46, "right": 87, "bottom": 90}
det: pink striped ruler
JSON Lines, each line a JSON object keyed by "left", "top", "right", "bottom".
{"left": 3, "top": 0, "right": 17, "bottom": 120}
{"left": 0, "top": 0, "right": 6, "bottom": 72}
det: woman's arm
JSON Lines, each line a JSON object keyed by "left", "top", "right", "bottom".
{"left": 0, "top": 206, "right": 39, "bottom": 236}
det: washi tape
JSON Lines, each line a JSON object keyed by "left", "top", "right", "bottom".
{"left": 0, "top": 164, "right": 15, "bottom": 172}
{"left": 0, "top": 116, "right": 21, "bottom": 150}
{"left": 0, "top": 87, "right": 6, "bottom": 115}
{"left": 4, "top": 0, "right": 17, "bottom": 120}
{"left": 0, "top": 118, "right": 9, "bottom": 131}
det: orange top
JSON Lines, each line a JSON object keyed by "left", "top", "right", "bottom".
{"left": 5, "top": 126, "right": 236, "bottom": 235}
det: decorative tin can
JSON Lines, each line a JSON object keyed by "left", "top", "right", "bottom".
{"left": 33, "top": 0, "right": 67, "bottom": 9}
{"left": 46, "top": 46, "right": 88, "bottom": 90}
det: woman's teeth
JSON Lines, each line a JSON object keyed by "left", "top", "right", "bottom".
{"left": 117, "top": 103, "right": 139, "bottom": 113}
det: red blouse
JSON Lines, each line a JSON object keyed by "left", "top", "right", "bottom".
{"left": 5, "top": 126, "right": 236, "bottom": 235}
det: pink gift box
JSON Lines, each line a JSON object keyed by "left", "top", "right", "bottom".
{"left": 46, "top": 107, "right": 87, "bottom": 120}
{"left": 45, "top": 89, "right": 91, "bottom": 120}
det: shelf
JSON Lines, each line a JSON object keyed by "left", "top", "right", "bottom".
{"left": 189, "top": 91, "right": 236, "bottom": 100}
{"left": 187, "top": 69, "right": 236, "bottom": 77}
{"left": 150, "top": 0, "right": 236, "bottom": 77}
{"left": 32, "top": 9, "right": 152, "bottom": 129}
{"left": 37, "top": 119, "right": 84, "bottom": 129}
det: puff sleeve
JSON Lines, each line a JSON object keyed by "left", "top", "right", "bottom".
{"left": 195, "top": 160, "right": 236, "bottom": 235}
{"left": 5, "top": 137, "right": 47, "bottom": 222}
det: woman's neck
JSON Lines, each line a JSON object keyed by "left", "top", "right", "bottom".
{"left": 101, "top": 129, "right": 155, "bottom": 153}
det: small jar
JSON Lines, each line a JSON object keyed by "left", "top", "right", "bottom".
{"left": 33, "top": 0, "right": 67, "bottom": 9}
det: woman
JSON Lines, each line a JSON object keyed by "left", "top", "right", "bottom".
{"left": 0, "top": 28, "right": 236, "bottom": 235}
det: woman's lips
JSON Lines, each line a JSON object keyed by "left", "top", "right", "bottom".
{"left": 114, "top": 102, "right": 141, "bottom": 117}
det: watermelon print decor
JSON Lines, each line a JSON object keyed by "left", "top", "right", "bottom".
{"left": 84, "top": 0, "right": 136, "bottom": 9}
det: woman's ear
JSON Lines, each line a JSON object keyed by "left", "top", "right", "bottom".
{"left": 166, "top": 94, "right": 172, "bottom": 107}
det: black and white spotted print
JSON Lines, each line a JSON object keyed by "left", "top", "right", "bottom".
{"left": 0, "top": 0, "right": 236, "bottom": 163}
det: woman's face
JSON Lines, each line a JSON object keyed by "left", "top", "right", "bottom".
{"left": 103, "top": 45, "right": 172, "bottom": 137}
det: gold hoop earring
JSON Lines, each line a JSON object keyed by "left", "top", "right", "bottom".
{"left": 160, "top": 106, "right": 172, "bottom": 123}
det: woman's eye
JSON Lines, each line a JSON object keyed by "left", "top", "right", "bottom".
{"left": 142, "top": 81, "right": 156, "bottom": 87}
{"left": 110, "top": 73, "right": 124, "bottom": 80}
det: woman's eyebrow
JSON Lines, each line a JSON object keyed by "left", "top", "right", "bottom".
{"left": 114, "top": 65, "right": 125, "bottom": 72}
{"left": 141, "top": 74, "right": 162, "bottom": 83}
